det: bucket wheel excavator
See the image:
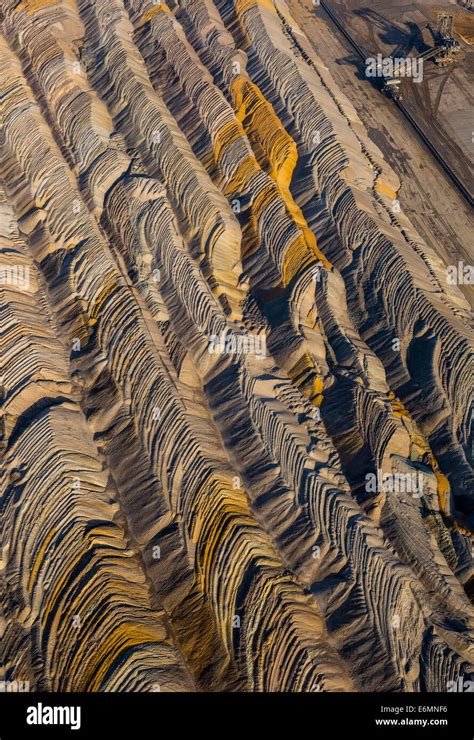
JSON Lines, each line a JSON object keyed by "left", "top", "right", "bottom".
{"left": 382, "top": 13, "right": 464, "bottom": 100}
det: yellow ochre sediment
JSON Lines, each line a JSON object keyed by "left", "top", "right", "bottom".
{"left": 375, "top": 180, "right": 398, "bottom": 201}
{"left": 16, "top": 0, "right": 63, "bottom": 12}
{"left": 390, "top": 395, "right": 454, "bottom": 517}
{"left": 288, "top": 351, "right": 324, "bottom": 405}
{"left": 231, "top": 75, "right": 331, "bottom": 284}
{"left": 390, "top": 396, "right": 411, "bottom": 419}
{"left": 84, "top": 623, "right": 169, "bottom": 691}
{"left": 133, "top": 2, "right": 171, "bottom": 31}
{"left": 236, "top": 0, "right": 277, "bottom": 16}
{"left": 89, "top": 280, "right": 119, "bottom": 326}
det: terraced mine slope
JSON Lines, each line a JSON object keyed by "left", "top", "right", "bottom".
{"left": 0, "top": 0, "right": 473, "bottom": 692}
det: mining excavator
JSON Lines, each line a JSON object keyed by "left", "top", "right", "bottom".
{"left": 382, "top": 13, "right": 464, "bottom": 100}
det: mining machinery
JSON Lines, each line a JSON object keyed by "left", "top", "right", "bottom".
{"left": 425, "top": 12, "right": 464, "bottom": 66}
{"left": 381, "top": 13, "right": 463, "bottom": 99}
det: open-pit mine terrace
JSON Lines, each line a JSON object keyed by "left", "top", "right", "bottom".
{"left": 0, "top": 0, "right": 473, "bottom": 692}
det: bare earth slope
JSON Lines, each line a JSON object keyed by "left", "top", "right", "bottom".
{"left": 0, "top": 0, "right": 473, "bottom": 692}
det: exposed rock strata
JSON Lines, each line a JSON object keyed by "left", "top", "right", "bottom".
{"left": 0, "top": 0, "right": 472, "bottom": 693}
